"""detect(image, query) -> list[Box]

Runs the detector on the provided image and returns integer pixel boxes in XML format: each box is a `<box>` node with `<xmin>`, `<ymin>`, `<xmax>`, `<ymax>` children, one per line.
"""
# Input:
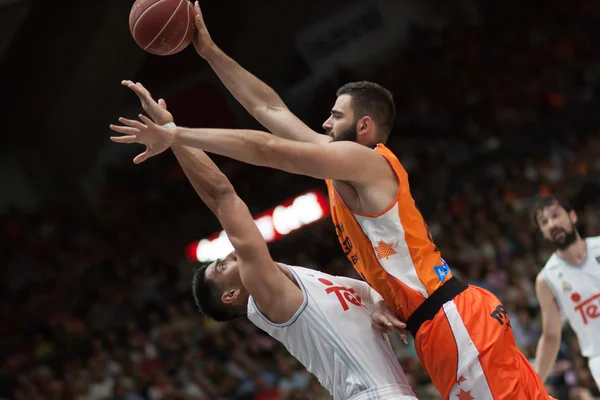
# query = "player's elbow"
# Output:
<box><xmin>213</xmin><ymin>182</ymin><xmax>240</xmax><ymax>219</ymax></box>
<box><xmin>251</xmin><ymin>103</ymin><xmax>286</xmax><ymax>126</ymax></box>
<box><xmin>213</xmin><ymin>180</ymin><xmax>236</xmax><ymax>202</ymax></box>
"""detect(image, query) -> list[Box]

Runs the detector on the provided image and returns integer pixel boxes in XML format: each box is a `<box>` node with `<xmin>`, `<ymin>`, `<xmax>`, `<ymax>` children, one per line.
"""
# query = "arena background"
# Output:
<box><xmin>1</xmin><ymin>0</ymin><xmax>600</xmax><ymax>399</ymax></box>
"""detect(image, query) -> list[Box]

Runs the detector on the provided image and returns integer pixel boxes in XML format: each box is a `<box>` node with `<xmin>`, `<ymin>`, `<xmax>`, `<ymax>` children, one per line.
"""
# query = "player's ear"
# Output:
<box><xmin>568</xmin><ymin>209</ymin><xmax>578</xmax><ymax>225</ymax></box>
<box><xmin>222</xmin><ymin>288</ymin><xmax>241</xmax><ymax>304</ymax></box>
<box><xmin>356</xmin><ymin>116</ymin><xmax>372</xmax><ymax>136</ymax></box>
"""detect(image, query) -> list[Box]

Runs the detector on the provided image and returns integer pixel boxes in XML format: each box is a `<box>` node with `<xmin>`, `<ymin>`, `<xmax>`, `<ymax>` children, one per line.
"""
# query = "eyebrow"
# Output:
<box><xmin>212</xmin><ymin>258</ymin><xmax>223</xmax><ymax>274</ymax></box>
<box><xmin>331</xmin><ymin>109</ymin><xmax>343</xmax><ymax>116</ymax></box>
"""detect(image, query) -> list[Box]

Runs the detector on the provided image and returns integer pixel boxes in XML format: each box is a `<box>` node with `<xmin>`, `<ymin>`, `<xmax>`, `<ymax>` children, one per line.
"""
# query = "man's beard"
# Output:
<box><xmin>551</xmin><ymin>225</ymin><xmax>578</xmax><ymax>250</ymax></box>
<box><xmin>329</xmin><ymin>123</ymin><xmax>357</xmax><ymax>143</ymax></box>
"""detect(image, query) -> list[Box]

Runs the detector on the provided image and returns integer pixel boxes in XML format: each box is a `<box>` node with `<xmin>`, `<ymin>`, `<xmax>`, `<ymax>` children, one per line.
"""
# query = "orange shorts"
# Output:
<box><xmin>414</xmin><ymin>285</ymin><xmax>551</xmax><ymax>399</ymax></box>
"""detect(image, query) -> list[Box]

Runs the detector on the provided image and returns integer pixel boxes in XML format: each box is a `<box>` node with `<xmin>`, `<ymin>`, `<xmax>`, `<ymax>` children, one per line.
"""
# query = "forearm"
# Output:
<box><xmin>173</xmin><ymin>127</ymin><xmax>284</xmax><ymax>171</ymax></box>
<box><xmin>203</xmin><ymin>46</ymin><xmax>286</xmax><ymax>120</ymax></box>
<box><xmin>534</xmin><ymin>335</ymin><xmax>561</xmax><ymax>382</ymax></box>
<box><xmin>203</xmin><ymin>46</ymin><xmax>324</xmax><ymax>144</ymax></box>
<box><xmin>170</xmin><ymin>145</ymin><xmax>234</xmax><ymax>215</ymax></box>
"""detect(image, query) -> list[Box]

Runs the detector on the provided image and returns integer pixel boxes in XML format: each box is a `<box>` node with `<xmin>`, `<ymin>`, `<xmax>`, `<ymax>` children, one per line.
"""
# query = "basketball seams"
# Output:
<box><xmin>164</xmin><ymin>1</ymin><xmax>191</xmax><ymax>56</ymax></box>
<box><xmin>132</xmin><ymin>0</ymin><xmax>173</xmax><ymax>42</ymax></box>
<box><xmin>135</xmin><ymin>0</ymin><xmax>184</xmax><ymax>50</ymax></box>
<box><xmin>144</xmin><ymin>0</ymin><xmax>184</xmax><ymax>50</ymax></box>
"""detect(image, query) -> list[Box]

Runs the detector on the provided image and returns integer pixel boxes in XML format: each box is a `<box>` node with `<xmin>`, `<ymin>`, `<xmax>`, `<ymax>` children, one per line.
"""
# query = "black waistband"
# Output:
<box><xmin>405</xmin><ymin>276</ymin><xmax>468</xmax><ymax>337</ymax></box>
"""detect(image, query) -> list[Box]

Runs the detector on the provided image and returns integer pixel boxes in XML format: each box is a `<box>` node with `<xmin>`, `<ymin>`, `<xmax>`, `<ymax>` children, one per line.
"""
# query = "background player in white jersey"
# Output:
<box><xmin>115</xmin><ymin>82</ymin><xmax>417</xmax><ymax>400</ymax></box>
<box><xmin>533</xmin><ymin>195</ymin><xmax>600</xmax><ymax>388</ymax></box>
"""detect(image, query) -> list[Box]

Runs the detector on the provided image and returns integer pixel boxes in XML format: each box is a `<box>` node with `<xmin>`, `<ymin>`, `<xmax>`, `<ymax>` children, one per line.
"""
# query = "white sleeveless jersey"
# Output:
<box><xmin>247</xmin><ymin>266</ymin><xmax>416</xmax><ymax>400</ymax></box>
<box><xmin>541</xmin><ymin>236</ymin><xmax>600</xmax><ymax>357</ymax></box>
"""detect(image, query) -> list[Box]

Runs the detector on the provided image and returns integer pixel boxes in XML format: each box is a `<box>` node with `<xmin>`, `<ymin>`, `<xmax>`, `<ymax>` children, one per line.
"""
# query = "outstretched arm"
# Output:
<box><xmin>191</xmin><ymin>2</ymin><xmax>328</xmax><ymax>145</ymax></box>
<box><xmin>110</xmin><ymin>116</ymin><xmax>392</xmax><ymax>183</ymax></box>
<box><xmin>534</xmin><ymin>273</ymin><xmax>563</xmax><ymax>382</ymax></box>
<box><xmin>173</xmin><ymin>145</ymin><xmax>303</xmax><ymax>321</ymax></box>
<box><xmin>171</xmin><ymin>125</ymin><xmax>391</xmax><ymax>183</ymax></box>
<box><xmin>112</xmin><ymin>81</ymin><xmax>303</xmax><ymax>321</ymax></box>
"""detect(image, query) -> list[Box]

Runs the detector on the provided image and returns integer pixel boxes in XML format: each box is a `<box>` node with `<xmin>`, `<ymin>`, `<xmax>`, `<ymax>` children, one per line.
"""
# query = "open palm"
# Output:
<box><xmin>110</xmin><ymin>115</ymin><xmax>176</xmax><ymax>164</ymax></box>
<box><xmin>109</xmin><ymin>81</ymin><xmax>176</xmax><ymax>164</ymax></box>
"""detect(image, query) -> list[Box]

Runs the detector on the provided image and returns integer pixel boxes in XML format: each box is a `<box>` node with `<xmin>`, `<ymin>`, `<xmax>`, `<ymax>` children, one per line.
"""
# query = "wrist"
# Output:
<box><xmin>162</xmin><ymin>123</ymin><xmax>179</xmax><ymax>146</ymax></box>
<box><xmin>157</xmin><ymin>117</ymin><xmax>174</xmax><ymax>126</ymax></box>
<box><xmin>202</xmin><ymin>42</ymin><xmax>220</xmax><ymax>61</ymax></box>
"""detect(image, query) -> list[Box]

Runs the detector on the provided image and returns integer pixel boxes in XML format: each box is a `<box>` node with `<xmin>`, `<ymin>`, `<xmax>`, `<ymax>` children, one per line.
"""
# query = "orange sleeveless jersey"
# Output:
<box><xmin>325</xmin><ymin>144</ymin><xmax>450</xmax><ymax>321</ymax></box>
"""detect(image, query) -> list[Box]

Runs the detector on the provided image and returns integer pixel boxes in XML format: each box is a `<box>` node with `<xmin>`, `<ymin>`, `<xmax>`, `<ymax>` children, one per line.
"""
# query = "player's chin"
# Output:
<box><xmin>551</xmin><ymin>235</ymin><xmax>565</xmax><ymax>245</ymax></box>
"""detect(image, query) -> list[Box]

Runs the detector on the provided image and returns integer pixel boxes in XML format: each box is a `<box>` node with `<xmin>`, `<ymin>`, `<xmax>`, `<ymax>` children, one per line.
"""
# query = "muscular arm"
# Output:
<box><xmin>202</xmin><ymin>45</ymin><xmax>329</xmax><ymax>145</ymax></box>
<box><xmin>534</xmin><ymin>273</ymin><xmax>563</xmax><ymax>382</ymax></box>
<box><xmin>172</xmin><ymin>126</ymin><xmax>391</xmax><ymax>183</ymax></box>
<box><xmin>171</xmin><ymin>145</ymin><xmax>302</xmax><ymax>320</ymax></box>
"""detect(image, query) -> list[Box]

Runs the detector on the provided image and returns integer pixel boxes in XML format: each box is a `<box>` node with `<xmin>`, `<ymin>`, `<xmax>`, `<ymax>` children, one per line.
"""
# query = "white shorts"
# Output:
<box><xmin>589</xmin><ymin>355</ymin><xmax>600</xmax><ymax>390</ymax></box>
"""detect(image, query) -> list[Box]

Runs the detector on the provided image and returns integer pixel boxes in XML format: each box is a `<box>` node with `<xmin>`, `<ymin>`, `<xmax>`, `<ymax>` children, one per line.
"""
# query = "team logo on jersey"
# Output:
<box><xmin>318</xmin><ymin>278</ymin><xmax>367</xmax><ymax>312</ymax></box>
<box><xmin>562</xmin><ymin>281</ymin><xmax>572</xmax><ymax>293</ymax></box>
<box><xmin>374</xmin><ymin>240</ymin><xmax>397</xmax><ymax>260</ymax></box>
<box><xmin>571</xmin><ymin>292</ymin><xmax>600</xmax><ymax>325</ymax></box>
<box><xmin>433</xmin><ymin>259</ymin><xmax>450</xmax><ymax>282</ymax></box>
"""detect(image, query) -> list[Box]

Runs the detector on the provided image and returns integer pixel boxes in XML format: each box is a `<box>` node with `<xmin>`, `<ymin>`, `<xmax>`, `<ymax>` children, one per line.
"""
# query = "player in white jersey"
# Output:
<box><xmin>112</xmin><ymin>82</ymin><xmax>417</xmax><ymax>400</ymax></box>
<box><xmin>532</xmin><ymin>195</ymin><xmax>600</xmax><ymax>388</ymax></box>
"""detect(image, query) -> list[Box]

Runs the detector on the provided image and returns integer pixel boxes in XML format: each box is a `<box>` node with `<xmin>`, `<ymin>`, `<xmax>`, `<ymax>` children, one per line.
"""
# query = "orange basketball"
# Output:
<box><xmin>129</xmin><ymin>0</ymin><xmax>196</xmax><ymax>56</ymax></box>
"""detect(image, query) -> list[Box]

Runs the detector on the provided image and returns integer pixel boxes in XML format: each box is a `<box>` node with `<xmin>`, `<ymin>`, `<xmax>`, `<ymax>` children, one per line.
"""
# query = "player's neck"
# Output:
<box><xmin>556</xmin><ymin>236</ymin><xmax>587</xmax><ymax>266</ymax></box>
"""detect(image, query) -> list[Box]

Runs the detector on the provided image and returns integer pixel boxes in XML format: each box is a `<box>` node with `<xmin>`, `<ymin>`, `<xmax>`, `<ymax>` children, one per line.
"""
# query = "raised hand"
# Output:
<box><xmin>109</xmin><ymin>114</ymin><xmax>176</xmax><ymax>164</ymax></box>
<box><xmin>121</xmin><ymin>80</ymin><xmax>173</xmax><ymax>126</ymax></box>
<box><xmin>191</xmin><ymin>1</ymin><xmax>215</xmax><ymax>58</ymax></box>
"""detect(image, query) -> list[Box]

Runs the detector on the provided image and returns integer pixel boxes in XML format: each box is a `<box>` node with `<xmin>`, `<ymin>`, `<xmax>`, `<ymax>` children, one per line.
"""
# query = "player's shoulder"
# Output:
<box><xmin>287</xmin><ymin>265</ymin><xmax>327</xmax><ymax>280</ymax></box>
<box><xmin>585</xmin><ymin>235</ymin><xmax>600</xmax><ymax>251</ymax></box>
<box><xmin>535</xmin><ymin>270</ymin><xmax>552</xmax><ymax>291</ymax></box>
<box><xmin>541</xmin><ymin>252</ymin><xmax>564</xmax><ymax>272</ymax></box>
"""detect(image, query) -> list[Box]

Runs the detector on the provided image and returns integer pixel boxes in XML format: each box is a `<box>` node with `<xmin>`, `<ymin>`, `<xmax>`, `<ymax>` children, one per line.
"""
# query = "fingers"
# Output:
<box><xmin>399</xmin><ymin>330</ymin><xmax>409</xmax><ymax>345</ymax></box>
<box><xmin>109</xmin><ymin>124</ymin><xmax>139</xmax><ymax>135</ymax></box>
<box><xmin>371</xmin><ymin>313</ymin><xmax>393</xmax><ymax>332</ymax></box>
<box><xmin>194</xmin><ymin>1</ymin><xmax>207</xmax><ymax>28</ymax></box>
<box><xmin>389</xmin><ymin>316</ymin><xmax>407</xmax><ymax>330</ymax></box>
<box><xmin>371</xmin><ymin>319</ymin><xmax>391</xmax><ymax>335</ymax></box>
<box><xmin>138</xmin><ymin>114</ymin><xmax>155</xmax><ymax>126</ymax></box>
<box><xmin>123</xmin><ymin>81</ymin><xmax>151</xmax><ymax>101</ymax></box>
<box><xmin>158</xmin><ymin>98</ymin><xmax>168</xmax><ymax>110</ymax></box>
<box><xmin>110</xmin><ymin>135</ymin><xmax>138</xmax><ymax>144</ymax></box>
<box><xmin>194</xmin><ymin>1</ymin><xmax>202</xmax><ymax>19</ymax></box>
<box><xmin>373</xmin><ymin>310</ymin><xmax>406</xmax><ymax>332</ymax></box>
<box><xmin>133</xmin><ymin>150</ymin><xmax>154</xmax><ymax>164</ymax></box>
<box><xmin>118</xmin><ymin>117</ymin><xmax>146</xmax><ymax>130</ymax></box>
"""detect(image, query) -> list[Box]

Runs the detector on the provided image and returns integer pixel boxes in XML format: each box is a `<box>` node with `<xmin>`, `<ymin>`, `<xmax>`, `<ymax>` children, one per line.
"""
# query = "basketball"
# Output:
<box><xmin>129</xmin><ymin>0</ymin><xmax>195</xmax><ymax>56</ymax></box>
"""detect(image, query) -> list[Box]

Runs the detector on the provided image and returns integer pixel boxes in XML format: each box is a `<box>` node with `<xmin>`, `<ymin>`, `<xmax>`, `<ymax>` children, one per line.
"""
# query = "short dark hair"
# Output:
<box><xmin>529</xmin><ymin>195</ymin><xmax>574</xmax><ymax>228</ymax></box>
<box><xmin>191</xmin><ymin>264</ymin><xmax>246</xmax><ymax>322</ymax></box>
<box><xmin>336</xmin><ymin>81</ymin><xmax>396</xmax><ymax>142</ymax></box>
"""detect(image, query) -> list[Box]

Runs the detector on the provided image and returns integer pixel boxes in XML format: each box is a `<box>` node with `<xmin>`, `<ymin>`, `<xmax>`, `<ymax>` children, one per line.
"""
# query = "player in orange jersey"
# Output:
<box><xmin>109</xmin><ymin>3</ymin><xmax>552</xmax><ymax>398</ymax></box>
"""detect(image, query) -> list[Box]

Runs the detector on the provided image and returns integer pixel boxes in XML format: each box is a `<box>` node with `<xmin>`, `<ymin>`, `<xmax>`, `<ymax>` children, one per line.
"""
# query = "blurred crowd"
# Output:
<box><xmin>2</xmin><ymin>0</ymin><xmax>600</xmax><ymax>399</ymax></box>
